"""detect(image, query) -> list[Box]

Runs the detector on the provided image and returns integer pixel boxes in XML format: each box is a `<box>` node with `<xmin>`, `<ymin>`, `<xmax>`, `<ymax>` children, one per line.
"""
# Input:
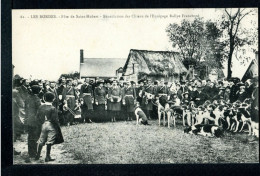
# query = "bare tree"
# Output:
<box><xmin>222</xmin><ymin>8</ymin><xmax>256</xmax><ymax>79</ymax></box>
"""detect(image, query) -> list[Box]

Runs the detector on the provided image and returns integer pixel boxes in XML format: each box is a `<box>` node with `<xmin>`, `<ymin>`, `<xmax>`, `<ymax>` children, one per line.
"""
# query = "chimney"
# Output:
<box><xmin>80</xmin><ymin>49</ymin><xmax>84</xmax><ymax>63</ymax></box>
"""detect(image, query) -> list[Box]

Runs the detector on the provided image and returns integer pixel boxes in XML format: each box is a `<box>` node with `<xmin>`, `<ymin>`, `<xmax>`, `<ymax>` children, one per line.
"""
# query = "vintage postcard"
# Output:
<box><xmin>12</xmin><ymin>9</ymin><xmax>258</xmax><ymax>164</ymax></box>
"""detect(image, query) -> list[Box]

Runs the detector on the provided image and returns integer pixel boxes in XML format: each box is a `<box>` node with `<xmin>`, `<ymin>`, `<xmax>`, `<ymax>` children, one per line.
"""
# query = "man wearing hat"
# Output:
<box><xmin>80</xmin><ymin>78</ymin><xmax>94</xmax><ymax>123</ymax></box>
<box><xmin>35</xmin><ymin>92</ymin><xmax>64</xmax><ymax>162</ymax></box>
<box><xmin>122</xmin><ymin>81</ymin><xmax>136</xmax><ymax>121</ymax></box>
<box><xmin>24</xmin><ymin>85</ymin><xmax>42</xmax><ymax>158</ymax></box>
<box><xmin>195</xmin><ymin>86</ymin><xmax>208</xmax><ymax>106</ymax></box>
<box><xmin>94</xmin><ymin>79</ymin><xmax>107</xmax><ymax>120</ymax></box>
<box><xmin>143</xmin><ymin>79</ymin><xmax>155</xmax><ymax>120</ymax></box>
<box><xmin>62</xmin><ymin>79</ymin><xmax>79</xmax><ymax>125</ymax></box>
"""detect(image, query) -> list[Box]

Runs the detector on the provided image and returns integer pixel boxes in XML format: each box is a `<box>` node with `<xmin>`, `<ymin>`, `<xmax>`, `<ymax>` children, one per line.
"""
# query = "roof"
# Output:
<box><xmin>241</xmin><ymin>59</ymin><xmax>258</xmax><ymax>82</ymax></box>
<box><xmin>123</xmin><ymin>49</ymin><xmax>188</xmax><ymax>76</ymax></box>
<box><xmin>80</xmin><ymin>58</ymin><xmax>126</xmax><ymax>77</ymax></box>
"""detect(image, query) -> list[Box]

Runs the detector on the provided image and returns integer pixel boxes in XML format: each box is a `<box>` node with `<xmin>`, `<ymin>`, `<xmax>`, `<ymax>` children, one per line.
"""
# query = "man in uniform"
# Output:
<box><xmin>229</xmin><ymin>78</ymin><xmax>240</xmax><ymax>103</ymax></box>
<box><xmin>62</xmin><ymin>79</ymin><xmax>78</xmax><ymax>125</ymax></box>
<box><xmin>136</xmin><ymin>80</ymin><xmax>145</xmax><ymax>106</ymax></box>
<box><xmin>122</xmin><ymin>81</ymin><xmax>136</xmax><ymax>121</ymax></box>
<box><xmin>47</xmin><ymin>81</ymin><xmax>59</xmax><ymax>110</ymax></box>
<box><xmin>94</xmin><ymin>80</ymin><xmax>107</xmax><ymax>121</ymax></box>
<box><xmin>157</xmin><ymin>80</ymin><xmax>170</xmax><ymax>108</ymax></box>
<box><xmin>24</xmin><ymin>85</ymin><xmax>42</xmax><ymax>158</ymax></box>
<box><xmin>80</xmin><ymin>78</ymin><xmax>94</xmax><ymax>123</ymax></box>
<box><xmin>143</xmin><ymin>79</ymin><xmax>154</xmax><ymax>120</ymax></box>
<box><xmin>195</xmin><ymin>86</ymin><xmax>208</xmax><ymax>106</ymax></box>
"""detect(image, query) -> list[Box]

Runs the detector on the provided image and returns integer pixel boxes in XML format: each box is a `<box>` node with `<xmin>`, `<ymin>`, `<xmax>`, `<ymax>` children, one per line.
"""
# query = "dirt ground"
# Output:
<box><xmin>13</xmin><ymin>118</ymin><xmax>259</xmax><ymax>164</ymax></box>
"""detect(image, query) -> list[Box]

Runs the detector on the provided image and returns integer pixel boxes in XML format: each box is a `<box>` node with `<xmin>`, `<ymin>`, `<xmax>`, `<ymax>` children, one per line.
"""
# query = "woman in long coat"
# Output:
<box><xmin>108</xmin><ymin>80</ymin><xmax>122</xmax><ymax>122</ymax></box>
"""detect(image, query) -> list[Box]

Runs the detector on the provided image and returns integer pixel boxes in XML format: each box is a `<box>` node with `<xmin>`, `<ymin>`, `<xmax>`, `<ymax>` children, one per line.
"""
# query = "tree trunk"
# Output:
<box><xmin>227</xmin><ymin>53</ymin><xmax>232</xmax><ymax>79</ymax></box>
<box><xmin>227</xmin><ymin>36</ymin><xmax>235</xmax><ymax>79</ymax></box>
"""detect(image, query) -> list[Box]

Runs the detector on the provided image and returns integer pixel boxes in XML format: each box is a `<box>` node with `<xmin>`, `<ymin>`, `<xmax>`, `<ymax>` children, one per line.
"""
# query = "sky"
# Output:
<box><xmin>12</xmin><ymin>9</ymin><xmax>257</xmax><ymax>81</ymax></box>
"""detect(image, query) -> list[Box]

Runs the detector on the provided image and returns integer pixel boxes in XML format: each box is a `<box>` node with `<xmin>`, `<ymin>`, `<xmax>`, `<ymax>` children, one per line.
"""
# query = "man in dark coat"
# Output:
<box><xmin>35</xmin><ymin>92</ymin><xmax>64</xmax><ymax>162</ymax></box>
<box><xmin>195</xmin><ymin>86</ymin><xmax>208</xmax><ymax>106</ymax></box>
<box><xmin>229</xmin><ymin>80</ymin><xmax>239</xmax><ymax>103</ymax></box>
<box><xmin>62</xmin><ymin>79</ymin><xmax>78</xmax><ymax>125</ymax></box>
<box><xmin>189</xmin><ymin>85</ymin><xmax>198</xmax><ymax>102</ymax></box>
<box><xmin>12</xmin><ymin>89</ymin><xmax>25</xmax><ymax>143</ymax></box>
<box><xmin>47</xmin><ymin>81</ymin><xmax>59</xmax><ymax>109</ymax></box>
<box><xmin>158</xmin><ymin>80</ymin><xmax>170</xmax><ymax>107</ymax></box>
<box><xmin>249</xmin><ymin>79</ymin><xmax>259</xmax><ymax>142</ymax></box>
<box><xmin>122</xmin><ymin>81</ymin><xmax>136</xmax><ymax>121</ymax></box>
<box><xmin>24</xmin><ymin>85</ymin><xmax>42</xmax><ymax>158</ymax></box>
<box><xmin>80</xmin><ymin>78</ymin><xmax>94</xmax><ymax>123</ymax></box>
<box><xmin>94</xmin><ymin>80</ymin><xmax>107</xmax><ymax>121</ymax></box>
<box><xmin>57</xmin><ymin>79</ymin><xmax>66</xmax><ymax>125</ymax></box>
<box><xmin>143</xmin><ymin>79</ymin><xmax>154</xmax><ymax>120</ymax></box>
<box><xmin>136</xmin><ymin>80</ymin><xmax>145</xmax><ymax>106</ymax></box>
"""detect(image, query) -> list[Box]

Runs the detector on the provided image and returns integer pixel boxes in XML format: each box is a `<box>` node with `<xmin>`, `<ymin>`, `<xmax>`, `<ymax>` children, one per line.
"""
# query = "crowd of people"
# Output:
<box><xmin>12</xmin><ymin>75</ymin><xmax>259</xmax><ymax>161</ymax></box>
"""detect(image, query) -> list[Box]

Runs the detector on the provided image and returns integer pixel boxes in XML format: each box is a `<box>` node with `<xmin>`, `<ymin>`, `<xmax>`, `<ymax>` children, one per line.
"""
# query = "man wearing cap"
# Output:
<box><xmin>178</xmin><ymin>81</ymin><xmax>189</xmax><ymax>100</ymax></box>
<box><xmin>62</xmin><ymin>79</ymin><xmax>78</xmax><ymax>125</ymax></box>
<box><xmin>122</xmin><ymin>81</ymin><xmax>136</xmax><ymax>121</ymax></box>
<box><xmin>157</xmin><ymin>80</ymin><xmax>170</xmax><ymax>107</ymax></box>
<box><xmin>108</xmin><ymin>80</ymin><xmax>122</xmax><ymax>122</ymax></box>
<box><xmin>195</xmin><ymin>86</ymin><xmax>208</xmax><ymax>106</ymax></box>
<box><xmin>203</xmin><ymin>79</ymin><xmax>211</xmax><ymax>96</ymax></box>
<box><xmin>35</xmin><ymin>92</ymin><xmax>64</xmax><ymax>162</ymax></box>
<box><xmin>94</xmin><ymin>80</ymin><xmax>107</xmax><ymax>120</ymax></box>
<box><xmin>57</xmin><ymin>79</ymin><xmax>66</xmax><ymax>125</ymax></box>
<box><xmin>24</xmin><ymin>85</ymin><xmax>42</xmax><ymax>158</ymax></box>
<box><xmin>47</xmin><ymin>81</ymin><xmax>59</xmax><ymax>110</ymax></box>
<box><xmin>236</xmin><ymin>83</ymin><xmax>247</xmax><ymax>102</ymax></box>
<box><xmin>189</xmin><ymin>84</ymin><xmax>198</xmax><ymax>102</ymax></box>
<box><xmin>229</xmin><ymin>79</ymin><xmax>240</xmax><ymax>103</ymax></box>
<box><xmin>143</xmin><ymin>79</ymin><xmax>155</xmax><ymax>120</ymax></box>
<box><xmin>136</xmin><ymin>80</ymin><xmax>145</xmax><ymax>105</ymax></box>
<box><xmin>80</xmin><ymin>78</ymin><xmax>94</xmax><ymax>123</ymax></box>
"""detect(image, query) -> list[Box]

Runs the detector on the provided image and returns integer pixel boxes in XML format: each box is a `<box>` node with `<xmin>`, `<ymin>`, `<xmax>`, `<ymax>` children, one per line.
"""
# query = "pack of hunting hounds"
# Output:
<box><xmin>12</xmin><ymin>76</ymin><xmax>259</xmax><ymax>161</ymax></box>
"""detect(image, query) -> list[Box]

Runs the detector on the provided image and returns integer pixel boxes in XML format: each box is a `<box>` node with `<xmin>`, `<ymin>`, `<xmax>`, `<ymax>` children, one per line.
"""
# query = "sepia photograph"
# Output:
<box><xmin>12</xmin><ymin>8</ymin><xmax>258</xmax><ymax>164</ymax></box>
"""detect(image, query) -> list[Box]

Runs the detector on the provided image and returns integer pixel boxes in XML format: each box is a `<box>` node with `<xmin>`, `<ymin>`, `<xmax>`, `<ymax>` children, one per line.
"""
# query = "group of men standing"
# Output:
<box><xmin>12</xmin><ymin>75</ymin><xmax>259</xmax><ymax>158</ymax></box>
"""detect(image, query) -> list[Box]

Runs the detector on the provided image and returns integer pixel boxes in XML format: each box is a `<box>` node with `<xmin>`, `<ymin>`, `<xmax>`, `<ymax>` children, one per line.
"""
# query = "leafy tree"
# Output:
<box><xmin>59</xmin><ymin>71</ymin><xmax>80</xmax><ymax>80</ymax></box>
<box><xmin>221</xmin><ymin>8</ymin><xmax>257</xmax><ymax>78</ymax></box>
<box><xmin>166</xmin><ymin>18</ymin><xmax>225</xmax><ymax>70</ymax></box>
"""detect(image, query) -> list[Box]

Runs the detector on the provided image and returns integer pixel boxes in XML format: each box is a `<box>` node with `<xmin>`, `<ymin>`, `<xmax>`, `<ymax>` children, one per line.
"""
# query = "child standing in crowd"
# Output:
<box><xmin>35</xmin><ymin>92</ymin><xmax>64</xmax><ymax>162</ymax></box>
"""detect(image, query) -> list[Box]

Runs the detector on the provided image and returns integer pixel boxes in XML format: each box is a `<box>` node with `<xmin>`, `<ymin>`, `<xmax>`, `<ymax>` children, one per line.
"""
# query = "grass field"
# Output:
<box><xmin>60</xmin><ymin>118</ymin><xmax>259</xmax><ymax>164</ymax></box>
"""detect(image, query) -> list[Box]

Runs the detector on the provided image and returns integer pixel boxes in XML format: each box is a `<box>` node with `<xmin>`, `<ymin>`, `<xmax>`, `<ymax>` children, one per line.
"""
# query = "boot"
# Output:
<box><xmin>45</xmin><ymin>144</ymin><xmax>55</xmax><ymax>162</ymax></box>
<box><xmin>114</xmin><ymin>117</ymin><xmax>116</xmax><ymax>122</ymax></box>
<box><xmin>35</xmin><ymin>143</ymin><xmax>43</xmax><ymax>160</ymax></box>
